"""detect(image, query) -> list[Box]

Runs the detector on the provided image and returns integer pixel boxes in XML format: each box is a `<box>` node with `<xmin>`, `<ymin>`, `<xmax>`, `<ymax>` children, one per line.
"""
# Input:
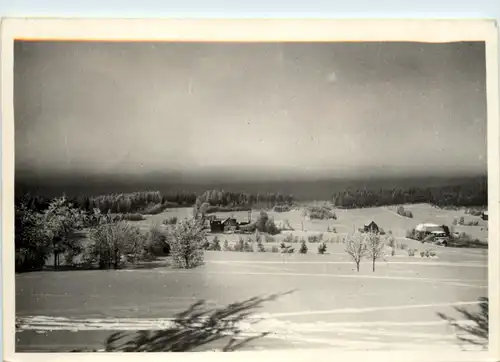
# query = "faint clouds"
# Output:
<box><xmin>326</xmin><ymin>71</ymin><xmax>338</xmax><ymax>84</ymax></box>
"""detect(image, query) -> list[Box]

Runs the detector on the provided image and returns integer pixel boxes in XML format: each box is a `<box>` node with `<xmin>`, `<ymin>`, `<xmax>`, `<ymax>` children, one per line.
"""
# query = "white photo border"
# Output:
<box><xmin>1</xmin><ymin>18</ymin><xmax>498</xmax><ymax>362</ymax></box>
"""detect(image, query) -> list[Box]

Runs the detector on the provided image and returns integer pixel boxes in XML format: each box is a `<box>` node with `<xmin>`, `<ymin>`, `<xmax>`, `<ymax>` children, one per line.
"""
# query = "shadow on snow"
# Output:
<box><xmin>437</xmin><ymin>297</ymin><xmax>488</xmax><ymax>349</ymax></box>
<box><xmin>68</xmin><ymin>290</ymin><xmax>295</xmax><ymax>352</ymax></box>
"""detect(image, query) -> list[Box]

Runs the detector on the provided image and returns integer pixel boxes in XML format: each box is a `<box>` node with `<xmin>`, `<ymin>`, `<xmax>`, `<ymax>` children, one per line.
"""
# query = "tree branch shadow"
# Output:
<box><xmin>437</xmin><ymin>297</ymin><xmax>488</xmax><ymax>349</ymax></box>
<box><xmin>101</xmin><ymin>290</ymin><xmax>294</xmax><ymax>352</ymax></box>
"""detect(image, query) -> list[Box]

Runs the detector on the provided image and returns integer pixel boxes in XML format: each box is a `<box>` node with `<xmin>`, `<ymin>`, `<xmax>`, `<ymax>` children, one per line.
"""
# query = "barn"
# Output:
<box><xmin>209</xmin><ymin>217</ymin><xmax>240</xmax><ymax>233</ymax></box>
<box><xmin>221</xmin><ymin>217</ymin><xmax>239</xmax><ymax>231</ymax></box>
<box><xmin>363</xmin><ymin>221</ymin><xmax>380</xmax><ymax>234</ymax></box>
<box><xmin>210</xmin><ymin>220</ymin><xmax>224</xmax><ymax>233</ymax></box>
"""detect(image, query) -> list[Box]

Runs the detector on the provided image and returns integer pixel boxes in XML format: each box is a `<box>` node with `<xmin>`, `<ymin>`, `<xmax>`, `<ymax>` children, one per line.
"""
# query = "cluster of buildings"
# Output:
<box><xmin>360</xmin><ymin>208</ymin><xmax>488</xmax><ymax>241</ymax></box>
<box><xmin>204</xmin><ymin>213</ymin><xmax>252</xmax><ymax>233</ymax></box>
<box><xmin>203</xmin><ymin>208</ymin><xmax>488</xmax><ymax>238</ymax></box>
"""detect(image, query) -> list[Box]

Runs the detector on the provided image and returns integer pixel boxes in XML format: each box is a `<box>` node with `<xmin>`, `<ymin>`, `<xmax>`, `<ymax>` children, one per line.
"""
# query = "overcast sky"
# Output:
<box><xmin>14</xmin><ymin>41</ymin><xmax>487</xmax><ymax>182</ymax></box>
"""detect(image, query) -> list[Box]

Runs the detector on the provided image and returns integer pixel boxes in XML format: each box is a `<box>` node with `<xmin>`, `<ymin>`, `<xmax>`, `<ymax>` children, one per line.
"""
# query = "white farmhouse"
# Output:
<box><xmin>415</xmin><ymin>223</ymin><xmax>445</xmax><ymax>234</ymax></box>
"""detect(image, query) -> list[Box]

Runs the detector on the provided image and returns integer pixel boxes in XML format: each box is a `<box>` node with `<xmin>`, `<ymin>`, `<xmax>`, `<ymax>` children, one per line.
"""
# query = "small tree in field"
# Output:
<box><xmin>255</xmin><ymin>211</ymin><xmax>280</xmax><ymax>235</ymax></box>
<box><xmin>210</xmin><ymin>236</ymin><xmax>222</xmax><ymax>251</ymax></box>
<box><xmin>365</xmin><ymin>232</ymin><xmax>385</xmax><ymax>272</ymax></box>
<box><xmin>169</xmin><ymin>219</ymin><xmax>206</xmax><ymax>269</ymax></box>
<box><xmin>243</xmin><ymin>238</ymin><xmax>253</xmax><ymax>252</ymax></box>
<box><xmin>386</xmin><ymin>231</ymin><xmax>396</xmax><ymax>248</ymax></box>
<box><xmin>257</xmin><ymin>238</ymin><xmax>266</xmax><ymax>252</ymax></box>
<box><xmin>234</xmin><ymin>237</ymin><xmax>245</xmax><ymax>252</ymax></box>
<box><xmin>345</xmin><ymin>233</ymin><xmax>368</xmax><ymax>272</ymax></box>
<box><xmin>317</xmin><ymin>242</ymin><xmax>327</xmax><ymax>255</ymax></box>
<box><xmin>299</xmin><ymin>240</ymin><xmax>308</xmax><ymax>254</ymax></box>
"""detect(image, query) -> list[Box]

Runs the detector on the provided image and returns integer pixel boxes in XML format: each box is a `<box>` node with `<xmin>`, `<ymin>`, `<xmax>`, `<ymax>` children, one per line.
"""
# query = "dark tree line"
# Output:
<box><xmin>332</xmin><ymin>179</ymin><xmax>487</xmax><ymax>209</ymax></box>
<box><xmin>17</xmin><ymin>189</ymin><xmax>293</xmax><ymax>215</ymax></box>
<box><xmin>15</xmin><ymin>193</ymin><xmax>52</xmax><ymax>212</ymax></box>
<box><xmin>16</xmin><ymin>191</ymin><xmax>198</xmax><ymax>214</ymax></box>
<box><xmin>162</xmin><ymin>191</ymin><xmax>198</xmax><ymax>206</ymax></box>
<box><xmin>16</xmin><ymin>189</ymin><xmax>294</xmax><ymax>217</ymax></box>
<box><xmin>196</xmin><ymin>190</ymin><xmax>294</xmax><ymax>208</ymax></box>
<box><xmin>16</xmin><ymin>178</ymin><xmax>486</xmax><ymax>216</ymax></box>
<box><xmin>86</xmin><ymin>191</ymin><xmax>162</xmax><ymax>213</ymax></box>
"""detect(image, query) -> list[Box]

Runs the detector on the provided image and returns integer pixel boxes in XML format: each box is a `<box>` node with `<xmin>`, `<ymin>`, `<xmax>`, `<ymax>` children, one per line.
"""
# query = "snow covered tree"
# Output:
<box><xmin>345</xmin><ymin>233</ymin><xmax>368</xmax><ymax>272</ymax></box>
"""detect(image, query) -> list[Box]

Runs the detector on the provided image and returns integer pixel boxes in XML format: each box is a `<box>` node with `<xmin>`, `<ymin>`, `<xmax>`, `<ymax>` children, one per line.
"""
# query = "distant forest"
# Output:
<box><xmin>332</xmin><ymin>178</ymin><xmax>487</xmax><ymax>208</ymax></box>
<box><xmin>17</xmin><ymin>191</ymin><xmax>198</xmax><ymax>214</ymax></box>
<box><xmin>196</xmin><ymin>190</ymin><xmax>294</xmax><ymax>208</ymax></box>
<box><xmin>17</xmin><ymin>190</ymin><xmax>294</xmax><ymax>214</ymax></box>
<box><xmin>16</xmin><ymin>177</ymin><xmax>487</xmax><ymax>213</ymax></box>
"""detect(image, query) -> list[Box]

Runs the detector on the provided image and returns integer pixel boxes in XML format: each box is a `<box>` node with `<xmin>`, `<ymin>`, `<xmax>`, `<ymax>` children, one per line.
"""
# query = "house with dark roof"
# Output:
<box><xmin>210</xmin><ymin>220</ymin><xmax>224</xmax><ymax>233</ymax></box>
<box><xmin>363</xmin><ymin>221</ymin><xmax>380</xmax><ymax>234</ymax></box>
<box><xmin>209</xmin><ymin>217</ymin><xmax>240</xmax><ymax>233</ymax></box>
<box><xmin>222</xmin><ymin>217</ymin><xmax>239</xmax><ymax>231</ymax></box>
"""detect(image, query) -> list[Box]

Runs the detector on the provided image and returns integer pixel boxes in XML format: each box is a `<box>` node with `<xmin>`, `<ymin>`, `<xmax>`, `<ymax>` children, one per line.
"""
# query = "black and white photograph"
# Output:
<box><xmin>2</xmin><ymin>19</ymin><xmax>498</xmax><ymax>359</ymax></box>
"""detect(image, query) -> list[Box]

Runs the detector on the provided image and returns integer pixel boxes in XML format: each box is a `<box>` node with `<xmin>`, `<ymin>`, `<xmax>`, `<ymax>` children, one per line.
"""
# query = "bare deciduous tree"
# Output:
<box><xmin>366</xmin><ymin>232</ymin><xmax>385</xmax><ymax>272</ymax></box>
<box><xmin>345</xmin><ymin>233</ymin><xmax>368</xmax><ymax>272</ymax></box>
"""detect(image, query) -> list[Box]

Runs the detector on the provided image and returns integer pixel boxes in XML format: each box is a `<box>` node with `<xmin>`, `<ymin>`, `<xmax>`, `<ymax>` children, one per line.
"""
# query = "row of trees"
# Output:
<box><xmin>195</xmin><ymin>190</ymin><xmax>294</xmax><ymax>208</ymax></box>
<box><xmin>15</xmin><ymin>196</ymin><xmax>87</xmax><ymax>271</ymax></box>
<box><xmin>17</xmin><ymin>176</ymin><xmax>486</xmax><ymax>217</ymax></box>
<box><xmin>397</xmin><ymin>206</ymin><xmax>413</xmax><ymax>218</ymax></box>
<box><xmin>332</xmin><ymin>179</ymin><xmax>487</xmax><ymax>209</ymax></box>
<box><xmin>162</xmin><ymin>191</ymin><xmax>198</xmax><ymax>207</ymax></box>
<box><xmin>15</xmin><ymin>194</ymin><xmax>209</xmax><ymax>272</ymax></box>
<box><xmin>17</xmin><ymin>189</ymin><xmax>293</xmax><ymax>215</ymax></box>
<box><xmin>304</xmin><ymin>205</ymin><xmax>337</xmax><ymax>220</ymax></box>
<box><xmin>345</xmin><ymin>232</ymin><xmax>386</xmax><ymax>272</ymax></box>
<box><xmin>72</xmin><ymin>217</ymin><xmax>205</xmax><ymax>270</ymax></box>
<box><xmin>18</xmin><ymin>179</ymin><xmax>486</xmax><ymax>217</ymax></box>
<box><xmin>200</xmin><ymin>229</ymin><xmax>387</xmax><ymax>273</ymax></box>
<box><xmin>16</xmin><ymin>191</ymin><xmax>199</xmax><ymax>214</ymax></box>
<box><xmin>85</xmin><ymin>191</ymin><xmax>162</xmax><ymax>214</ymax></box>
